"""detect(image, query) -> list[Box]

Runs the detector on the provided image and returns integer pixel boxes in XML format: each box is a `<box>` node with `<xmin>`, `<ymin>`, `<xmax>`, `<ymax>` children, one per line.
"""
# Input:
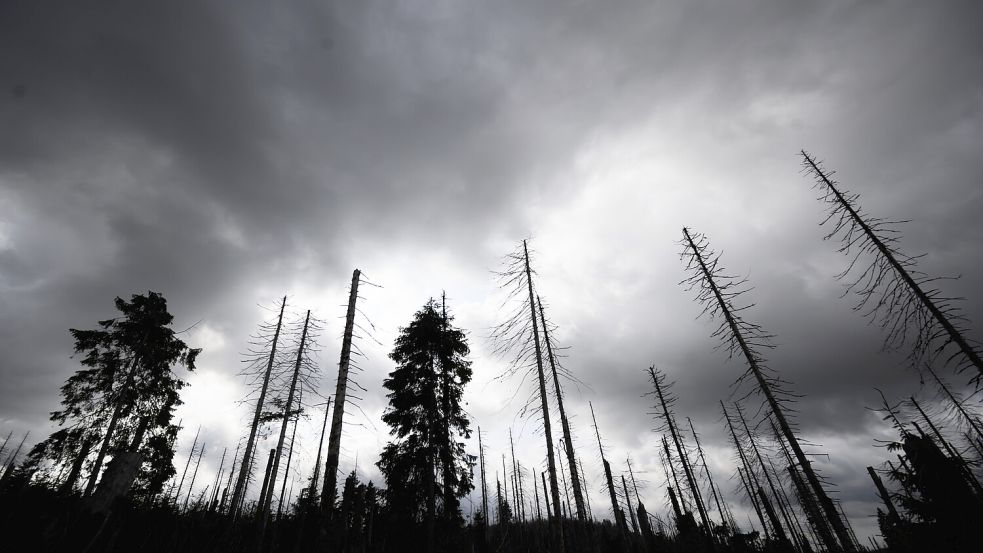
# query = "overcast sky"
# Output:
<box><xmin>3</xmin><ymin>0</ymin><xmax>983</xmax><ymax>544</ymax></box>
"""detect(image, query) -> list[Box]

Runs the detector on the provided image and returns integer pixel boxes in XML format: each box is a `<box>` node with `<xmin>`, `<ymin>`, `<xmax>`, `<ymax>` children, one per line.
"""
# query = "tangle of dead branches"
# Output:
<box><xmin>801</xmin><ymin>150</ymin><xmax>983</xmax><ymax>383</ymax></box>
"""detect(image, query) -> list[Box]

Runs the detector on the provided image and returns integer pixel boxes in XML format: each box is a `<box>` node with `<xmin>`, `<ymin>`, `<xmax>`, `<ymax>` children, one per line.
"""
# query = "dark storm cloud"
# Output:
<box><xmin>2</xmin><ymin>0</ymin><xmax>983</xmax><ymax>541</ymax></box>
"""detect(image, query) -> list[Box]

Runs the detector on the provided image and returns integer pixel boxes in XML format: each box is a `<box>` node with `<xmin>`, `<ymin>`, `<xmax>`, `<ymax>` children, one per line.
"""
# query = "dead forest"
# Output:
<box><xmin>1</xmin><ymin>151</ymin><xmax>982</xmax><ymax>553</ymax></box>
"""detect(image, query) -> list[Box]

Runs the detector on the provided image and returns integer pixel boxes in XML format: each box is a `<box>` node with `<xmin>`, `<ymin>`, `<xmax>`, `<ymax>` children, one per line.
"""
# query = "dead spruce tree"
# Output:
<box><xmin>681</xmin><ymin>227</ymin><xmax>855</xmax><ymax>552</ymax></box>
<box><xmin>261</xmin><ymin>310</ymin><xmax>325</xmax><ymax>526</ymax></box>
<box><xmin>646</xmin><ymin>367</ymin><xmax>713</xmax><ymax>536</ymax></box>
<box><xmin>538</xmin><ymin>295</ymin><xmax>588</xmax><ymax>521</ymax></box>
<box><xmin>490</xmin><ymin>240</ymin><xmax>563</xmax><ymax>550</ymax></box>
<box><xmin>801</xmin><ymin>151</ymin><xmax>983</xmax><ymax>382</ymax></box>
<box><xmin>230</xmin><ymin>296</ymin><xmax>287</xmax><ymax>517</ymax></box>
<box><xmin>323</xmin><ymin>269</ymin><xmax>379</xmax><ymax>510</ymax></box>
<box><xmin>590</xmin><ymin>401</ymin><xmax>629</xmax><ymax>541</ymax></box>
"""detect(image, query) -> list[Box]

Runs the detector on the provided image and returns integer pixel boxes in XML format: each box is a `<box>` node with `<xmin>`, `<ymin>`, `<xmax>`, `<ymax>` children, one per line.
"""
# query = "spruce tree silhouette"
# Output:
<box><xmin>27</xmin><ymin>291</ymin><xmax>200</xmax><ymax>501</ymax></box>
<box><xmin>377</xmin><ymin>297</ymin><xmax>474</xmax><ymax>553</ymax></box>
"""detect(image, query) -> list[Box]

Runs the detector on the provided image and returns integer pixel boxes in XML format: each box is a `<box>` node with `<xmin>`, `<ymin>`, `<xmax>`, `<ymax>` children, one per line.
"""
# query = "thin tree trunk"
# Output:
<box><xmin>649</xmin><ymin>367</ymin><xmax>712</xmax><ymax>533</ymax></box>
<box><xmin>220</xmin><ymin>442</ymin><xmax>240</xmax><ymax>514</ymax></box>
<box><xmin>724</xmin><ymin>403</ymin><xmax>770</xmax><ymax>539</ymax></box>
<box><xmin>231</xmin><ymin>296</ymin><xmax>286</xmax><ymax>517</ymax></box>
<box><xmin>687</xmin><ymin>418</ymin><xmax>727</xmax><ymax>528</ymax></box>
<box><xmin>521</xmin><ymin>240</ymin><xmax>564</xmax><ymax>552</ymax></box>
<box><xmin>210</xmin><ymin>447</ymin><xmax>228</xmax><ymax>509</ymax></box>
<box><xmin>258</xmin><ymin>448</ymin><xmax>276</xmax><ymax>516</ymax></box>
<box><xmin>736</xmin><ymin>402</ymin><xmax>800</xmax><ymax>550</ymax></box>
<box><xmin>277</xmin><ymin>388</ymin><xmax>302</xmax><ymax>520</ymax></box>
<box><xmin>479</xmin><ymin>427</ymin><xmax>489</xmax><ymax>525</ymax></box>
<box><xmin>261</xmin><ymin>310</ymin><xmax>310</xmax><ymax>526</ymax></box>
<box><xmin>621</xmin><ymin>474</ymin><xmax>638</xmax><ymax>534</ymax></box>
<box><xmin>183</xmin><ymin>442</ymin><xmax>206</xmax><ymax>511</ymax></box>
<box><xmin>173</xmin><ymin>427</ymin><xmax>200</xmax><ymax>506</ymax></box>
<box><xmin>685</xmin><ymin>227</ymin><xmax>854</xmax><ymax>552</ymax></box>
<box><xmin>591</xmin><ymin>402</ymin><xmax>628</xmax><ymax>540</ymax></box>
<box><xmin>802</xmin><ymin>151</ymin><xmax>983</xmax><ymax>379</ymax></box>
<box><xmin>309</xmin><ymin>397</ymin><xmax>332</xmax><ymax>504</ymax></box>
<box><xmin>323</xmin><ymin>269</ymin><xmax>360</xmax><ymax>509</ymax></box>
<box><xmin>538</xmin><ymin>296</ymin><xmax>587</xmax><ymax>521</ymax></box>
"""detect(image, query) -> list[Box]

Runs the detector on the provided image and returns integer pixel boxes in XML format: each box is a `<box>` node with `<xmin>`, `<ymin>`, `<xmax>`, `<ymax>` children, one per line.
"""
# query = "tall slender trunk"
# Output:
<box><xmin>231</xmin><ymin>296</ymin><xmax>286</xmax><ymax>517</ymax></box>
<box><xmin>591</xmin><ymin>402</ymin><xmax>628</xmax><ymax>539</ymax></box>
<box><xmin>309</xmin><ymin>397</ymin><xmax>332</xmax><ymax>504</ymax></box>
<box><xmin>261</xmin><ymin>310</ymin><xmax>310</xmax><ymax>525</ymax></box>
<box><xmin>736</xmin><ymin>402</ymin><xmax>800</xmax><ymax>550</ymax></box>
<box><xmin>621</xmin><ymin>474</ymin><xmax>638</xmax><ymax>533</ymax></box>
<box><xmin>802</xmin><ymin>151</ymin><xmax>983</xmax><ymax>379</ymax></box>
<box><xmin>648</xmin><ymin>367</ymin><xmax>712</xmax><ymax>533</ymax></box>
<box><xmin>724</xmin><ymin>403</ymin><xmax>770</xmax><ymax>539</ymax></box>
<box><xmin>183</xmin><ymin>442</ymin><xmax>206</xmax><ymax>511</ymax></box>
<box><xmin>662</xmin><ymin>437</ymin><xmax>689</xmax><ymax>514</ymax></box>
<box><xmin>478</xmin><ymin>427</ymin><xmax>489</xmax><ymax>525</ymax></box>
<box><xmin>521</xmin><ymin>241</ymin><xmax>563</xmax><ymax>551</ymax></box>
<box><xmin>173</xmin><ymin>427</ymin><xmax>200</xmax><ymax>506</ymax></box>
<box><xmin>258</xmin><ymin>448</ymin><xmax>276</xmax><ymax>516</ymax></box>
<box><xmin>220</xmin><ymin>442</ymin><xmax>240</xmax><ymax>513</ymax></box>
<box><xmin>323</xmin><ymin>269</ymin><xmax>361</xmax><ymax>509</ymax></box>
<box><xmin>687</xmin><ymin>418</ymin><xmax>727</xmax><ymax>528</ymax></box>
<box><xmin>210</xmin><ymin>447</ymin><xmax>228</xmax><ymax>509</ymax></box>
<box><xmin>538</xmin><ymin>296</ymin><xmax>587</xmax><ymax>521</ymax></box>
<box><xmin>277</xmin><ymin>388</ymin><xmax>302</xmax><ymax>520</ymax></box>
<box><xmin>439</xmin><ymin>293</ymin><xmax>457</xmax><ymax>520</ymax></box>
<box><xmin>685</xmin><ymin>227</ymin><xmax>854</xmax><ymax>552</ymax></box>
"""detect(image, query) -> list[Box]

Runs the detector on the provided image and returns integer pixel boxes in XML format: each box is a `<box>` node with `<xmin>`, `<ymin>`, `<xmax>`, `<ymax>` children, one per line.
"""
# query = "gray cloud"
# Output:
<box><xmin>2</xmin><ymin>0</ymin><xmax>983</xmax><ymax>543</ymax></box>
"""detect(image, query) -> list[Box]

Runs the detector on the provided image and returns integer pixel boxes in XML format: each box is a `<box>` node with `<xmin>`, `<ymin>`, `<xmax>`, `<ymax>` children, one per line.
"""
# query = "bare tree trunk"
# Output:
<box><xmin>308</xmin><ymin>397</ymin><xmax>331</xmax><ymax>504</ymax></box>
<box><xmin>479</xmin><ymin>427</ymin><xmax>489</xmax><ymax>525</ymax></box>
<box><xmin>323</xmin><ymin>269</ymin><xmax>360</xmax><ymax>510</ymax></box>
<box><xmin>277</xmin><ymin>388</ymin><xmax>302</xmax><ymax>520</ymax></box>
<box><xmin>724</xmin><ymin>403</ymin><xmax>770</xmax><ymax>539</ymax></box>
<box><xmin>735</xmin><ymin>402</ymin><xmax>801</xmax><ymax>551</ymax></box>
<box><xmin>173</xmin><ymin>427</ymin><xmax>200</xmax><ymax>506</ymax></box>
<box><xmin>183</xmin><ymin>442</ymin><xmax>206</xmax><ymax>511</ymax></box>
<box><xmin>684</xmin><ymin>227</ymin><xmax>854</xmax><ymax>552</ymax></box>
<box><xmin>621</xmin><ymin>475</ymin><xmax>638</xmax><ymax>534</ymax></box>
<box><xmin>648</xmin><ymin>367</ymin><xmax>712</xmax><ymax>533</ymax></box>
<box><xmin>261</xmin><ymin>310</ymin><xmax>310</xmax><ymax>526</ymax></box>
<box><xmin>802</xmin><ymin>151</ymin><xmax>983</xmax><ymax>379</ymax></box>
<box><xmin>538</xmin><ymin>296</ymin><xmax>587</xmax><ymax>521</ymax></box>
<box><xmin>231</xmin><ymin>296</ymin><xmax>286</xmax><ymax>517</ymax></box>
<box><xmin>591</xmin><ymin>402</ymin><xmax>628</xmax><ymax>543</ymax></box>
<box><xmin>687</xmin><ymin>418</ymin><xmax>728</xmax><ymax>529</ymax></box>
<box><xmin>258</xmin><ymin>448</ymin><xmax>276</xmax><ymax>516</ymax></box>
<box><xmin>520</xmin><ymin>241</ymin><xmax>564</xmax><ymax>553</ymax></box>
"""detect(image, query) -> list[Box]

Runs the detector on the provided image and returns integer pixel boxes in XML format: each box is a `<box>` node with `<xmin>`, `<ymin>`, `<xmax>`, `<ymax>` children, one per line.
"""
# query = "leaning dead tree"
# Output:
<box><xmin>538</xmin><ymin>295</ymin><xmax>588</xmax><ymax>521</ymax></box>
<box><xmin>490</xmin><ymin>240</ymin><xmax>563</xmax><ymax>550</ymax></box>
<box><xmin>590</xmin><ymin>401</ymin><xmax>629</xmax><ymax>540</ymax></box>
<box><xmin>323</xmin><ymin>269</ymin><xmax>379</xmax><ymax>510</ymax></box>
<box><xmin>801</xmin><ymin>151</ymin><xmax>983</xmax><ymax>382</ymax></box>
<box><xmin>681</xmin><ymin>226</ymin><xmax>855</xmax><ymax>552</ymax></box>
<box><xmin>261</xmin><ymin>309</ymin><xmax>325</xmax><ymax>527</ymax></box>
<box><xmin>230</xmin><ymin>297</ymin><xmax>287</xmax><ymax>517</ymax></box>
<box><xmin>646</xmin><ymin>367</ymin><xmax>713</xmax><ymax>535</ymax></box>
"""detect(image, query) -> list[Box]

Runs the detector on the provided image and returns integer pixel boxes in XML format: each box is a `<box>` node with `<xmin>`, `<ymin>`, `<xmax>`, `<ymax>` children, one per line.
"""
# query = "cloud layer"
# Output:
<box><xmin>3</xmin><ymin>0</ymin><xmax>983</xmax><ymax>543</ymax></box>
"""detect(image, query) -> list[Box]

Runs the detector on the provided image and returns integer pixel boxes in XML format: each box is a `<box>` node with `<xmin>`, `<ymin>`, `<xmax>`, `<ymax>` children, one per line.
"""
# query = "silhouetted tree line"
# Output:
<box><xmin>2</xmin><ymin>152</ymin><xmax>983</xmax><ymax>552</ymax></box>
